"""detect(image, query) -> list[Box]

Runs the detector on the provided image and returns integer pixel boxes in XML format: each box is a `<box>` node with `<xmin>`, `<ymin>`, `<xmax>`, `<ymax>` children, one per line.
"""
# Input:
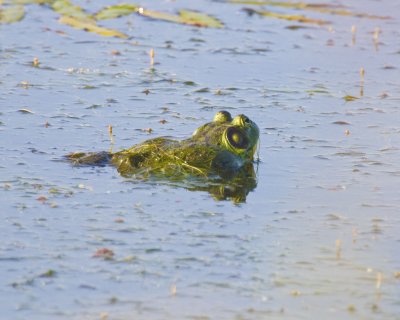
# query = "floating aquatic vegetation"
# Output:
<box><xmin>306</xmin><ymin>89</ymin><xmax>330</xmax><ymax>95</ymax></box>
<box><xmin>138</xmin><ymin>8</ymin><xmax>183</xmax><ymax>24</ymax></box>
<box><xmin>230</xmin><ymin>0</ymin><xmax>391</xmax><ymax>20</ymax></box>
<box><xmin>3</xmin><ymin>0</ymin><xmax>52</xmax><ymax>4</ymax></box>
<box><xmin>56</xmin><ymin>2</ymin><xmax>224</xmax><ymax>28</ymax></box>
<box><xmin>51</xmin><ymin>0</ymin><xmax>129</xmax><ymax>37</ymax></box>
<box><xmin>0</xmin><ymin>5</ymin><xmax>24</xmax><ymax>23</ymax></box>
<box><xmin>343</xmin><ymin>95</ymin><xmax>359</xmax><ymax>102</ymax></box>
<box><xmin>178</xmin><ymin>9</ymin><xmax>224</xmax><ymax>28</ymax></box>
<box><xmin>39</xmin><ymin>269</ymin><xmax>56</xmax><ymax>278</ymax></box>
<box><xmin>94</xmin><ymin>3</ymin><xmax>139</xmax><ymax>20</ymax></box>
<box><xmin>93</xmin><ymin>4</ymin><xmax>224</xmax><ymax>28</ymax></box>
<box><xmin>18</xmin><ymin>108</ymin><xmax>35</xmax><ymax>113</ymax></box>
<box><xmin>332</xmin><ymin>121</ymin><xmax>351</xmax><ymax>125</ymax></box>
<box><xmin>312</xmin><ymin>8</ymin><xmax>390</xmax><ymax>20</ymax></box>
<box><xmin>228</xmin><ymin>0</ymin><xmax>344</xmax><ymax>9</ymax></box>
<box><xmin>285</xmin><ymin>24</ymin><xmax>311</xmax><ymax>30</ymax></box>
<box><xmin>138</xmin><ymin>8</ymin><xmax>224</xmax><ymax>28</ymax></box>
<box><xmin>243</xmin><ymin>7</ymin><xmax>329</xmax><ymax>25</ymax></box>
<box><xmin>59</xmin><ymin>15</ymin><xmax>129</xmax><ymax>38</ymax></box>
<box><xmin>1</xmin><ymin>0</ymin><xmax>223</xmax><ymax>38</ymax></box>
<box><xmin>51</xmin><ymin>0</ymin><xmax>93</xmax><ymax>21</ymax></box>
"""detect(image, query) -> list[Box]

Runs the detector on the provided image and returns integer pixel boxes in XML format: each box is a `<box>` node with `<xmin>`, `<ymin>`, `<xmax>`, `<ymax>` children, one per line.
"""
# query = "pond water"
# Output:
<box><xmin>1</xmin><ymin>0</ymin><xmax>400</xmax><ymax>319</ymax></box>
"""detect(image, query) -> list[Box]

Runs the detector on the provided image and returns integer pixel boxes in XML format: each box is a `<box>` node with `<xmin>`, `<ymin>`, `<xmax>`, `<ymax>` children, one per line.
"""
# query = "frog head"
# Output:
<box><xmin>191</xmin><ymin>111</ymin><xmax>259</xmax><ymax>161</ymax></box>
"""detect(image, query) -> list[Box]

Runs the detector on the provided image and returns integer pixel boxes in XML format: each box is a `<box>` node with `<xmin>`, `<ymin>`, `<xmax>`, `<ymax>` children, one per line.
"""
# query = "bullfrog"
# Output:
<box><xmin>67</xmin><ymin>111</ymin><xmax>259</xmax><ymax>202</ymax></box>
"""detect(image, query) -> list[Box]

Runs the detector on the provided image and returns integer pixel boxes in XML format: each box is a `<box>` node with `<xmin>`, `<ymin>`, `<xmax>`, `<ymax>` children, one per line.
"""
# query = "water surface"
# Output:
<box><xmin>1</xmin><ymin>0</ymin><xmax>399</xmax><ymax>319</ymax></box>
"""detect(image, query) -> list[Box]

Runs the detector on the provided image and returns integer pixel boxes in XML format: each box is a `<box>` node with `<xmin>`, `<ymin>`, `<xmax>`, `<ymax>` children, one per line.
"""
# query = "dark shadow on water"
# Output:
<box><xmin>119</xmin><ymin>162</ymin><xmax>258</xmax><ymax>204</ymax></box>
<box><xmin>186</xmin><ymin>163</ymin><xmax>257</xmax><ymax>203</ymax></box>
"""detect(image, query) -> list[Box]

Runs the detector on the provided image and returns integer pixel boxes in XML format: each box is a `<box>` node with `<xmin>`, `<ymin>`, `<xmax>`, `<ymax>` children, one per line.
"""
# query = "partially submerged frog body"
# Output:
<box><xmin>67</xmin><ymin>111</ymin><xmax>259</xmax><ymax>180</ymax></box>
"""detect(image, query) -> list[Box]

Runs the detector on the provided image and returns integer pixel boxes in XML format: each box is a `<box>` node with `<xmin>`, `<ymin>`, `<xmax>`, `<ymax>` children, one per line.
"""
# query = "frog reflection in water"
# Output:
<box><xmin>67</xmin><ymin>111</ymin><xmax>259</xmax><ymax>203</ymax></box>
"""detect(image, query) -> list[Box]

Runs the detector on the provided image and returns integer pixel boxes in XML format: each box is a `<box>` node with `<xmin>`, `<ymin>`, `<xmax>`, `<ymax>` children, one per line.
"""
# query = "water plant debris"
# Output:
<box><xmin>0</xmin><ymin>5</ymin><xmax>24</xmax><ymax>23</ymax></box>
<box><xmin>1</xmin><ymin>1</ymin><xmax>224</xmax><ymax>37</ymax></box>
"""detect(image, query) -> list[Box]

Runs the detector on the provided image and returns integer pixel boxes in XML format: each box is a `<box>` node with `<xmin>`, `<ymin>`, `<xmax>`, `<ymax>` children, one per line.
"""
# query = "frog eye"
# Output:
<box><xmin>214</xmin><ymin>111</ymin><xmax>232</xmax><ymax>123</ymax></box>
<box><xmin>232</xmin><ymin>114</ymin><xmax>251</xmax><ymax>127</ymax></box>
<box><xmin>226</xmin><ymin>127</ymin><xmax>249</xmax><ymax>150</ymax></box>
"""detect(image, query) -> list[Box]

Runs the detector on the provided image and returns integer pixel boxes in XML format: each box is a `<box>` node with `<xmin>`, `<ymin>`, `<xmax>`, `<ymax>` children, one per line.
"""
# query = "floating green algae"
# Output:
<box><xmin>0</xmin><ymin>5</ymin><xmax>24</xmax><ymax>24</ymax></box>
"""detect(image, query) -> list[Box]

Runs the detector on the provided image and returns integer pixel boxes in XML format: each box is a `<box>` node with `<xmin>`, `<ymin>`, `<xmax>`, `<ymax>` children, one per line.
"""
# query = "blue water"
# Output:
<box><xmin>1</xmin><ymin>0</ymin><xmax>399</xmax><ymax>319</ymax></box>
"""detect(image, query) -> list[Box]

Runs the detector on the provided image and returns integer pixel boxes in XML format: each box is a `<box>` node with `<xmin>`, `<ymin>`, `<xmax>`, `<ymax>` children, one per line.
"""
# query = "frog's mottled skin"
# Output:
<box><xmin>67</xmin><ymin>111</ymin><xmax>259</xmax><ymax>180</ymax></box>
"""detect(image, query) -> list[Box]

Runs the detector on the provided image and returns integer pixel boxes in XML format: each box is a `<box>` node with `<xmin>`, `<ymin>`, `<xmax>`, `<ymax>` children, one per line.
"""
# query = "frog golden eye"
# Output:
<box><xmin>232</xmin><ymin>114</ymin><xmax>251</xmax><ymax>127</ymax></box>
<box><xmin>226</xmin><ymin>127</ymin><xmax>249</xmax><ymax>149</ymax></box>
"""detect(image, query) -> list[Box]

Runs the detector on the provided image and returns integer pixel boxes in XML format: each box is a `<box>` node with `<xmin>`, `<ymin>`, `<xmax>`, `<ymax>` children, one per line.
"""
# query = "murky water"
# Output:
<box><xmin>1</xmin><ymin>0</ymin><xmax>400</xmax><ymax>319</ymax></box>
